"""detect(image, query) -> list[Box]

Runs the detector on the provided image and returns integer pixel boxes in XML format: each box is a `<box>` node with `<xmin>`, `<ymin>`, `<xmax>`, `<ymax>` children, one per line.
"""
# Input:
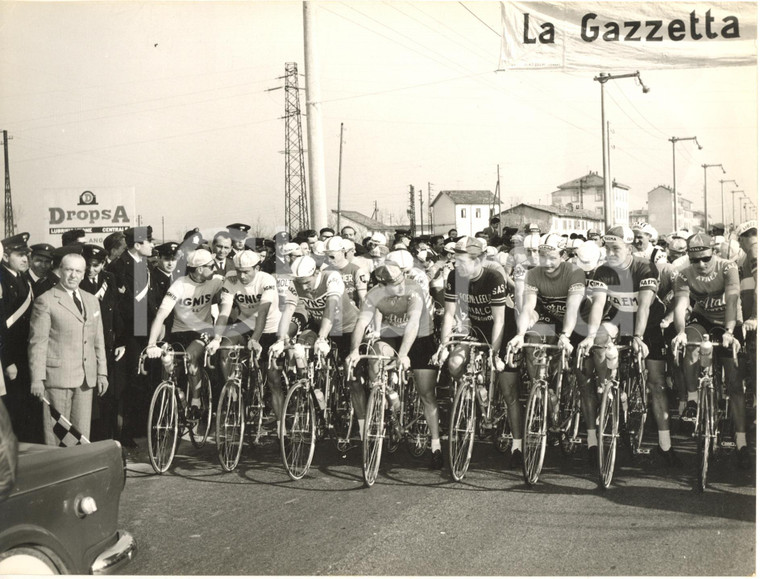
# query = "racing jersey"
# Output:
<box><xmin>673</xmin><ymin>257</ymin><xmax>740</xmax><ymax>325</ymax></box>
<box><xmin>161</xmin><ymin>274</ymin><xmax>225</xmax><ymax>333</ymax></box>
<box><xmin>219</xmin><ymin>271</ymin><xmax>279</xmax><ymax>334</ymax></box>
<box><xmin>406</xmin><ymin>266</ymin><xmax>435</xmax><ymax>318</ymax></box>
<box><xmin>444</xmin><ymin>267</ymin><xmax>507</xmax><ymax>341</ymax></box>
<box><xmin>293</xmin><ymin>270</ymin><xmax>359</xmax><ymax>335</ymax></box>
<box><xmin>272</xmin><ymin>270</ymin><xmax>299</xmax><ymax>313</ymax></box>
<box><xmin>738</xmin><ymin>254</ymin><xmax>757</xmax><ymax>321</ymax></box>
<box><xmin>588</xmin><ymin>256</ymin><xmax>661</xmax><ymax>335</ymax></box>
<box><xmin>632</xmin><ymin>243</ymin><xmax>666</xmax><ymax>266</ymax></box>
<box><xmin>524</xmin><ymin>261</ymin><xmax>586</xmax><ymax>328</ymax></box>
<box><xmin>364</xmin><ymin>278</ymin><xmax>433</xmax><ymax>338</ymax></box>
<box><xmin>326</xmin><ymin>261</ymin><xmax>368</xmax><ymax>308</ymax></box>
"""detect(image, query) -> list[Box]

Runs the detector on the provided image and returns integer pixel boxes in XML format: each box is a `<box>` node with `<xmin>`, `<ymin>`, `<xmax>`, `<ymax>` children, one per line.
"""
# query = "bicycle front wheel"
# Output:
<box><xmin>363</xmin><ymin>386</ymin><xmax>386</xmax><ymax>488</ymax></box>
<box><xmin>329</xmin><ymin>371</ymin><xmax>355</xmax><ymax>452</ymax></box>
<box><xmin>280</xmin><ymin>380</ymin><xmax>317</xmax><ymax>480</ymax></box>
<box><xmin>598</xmin><ymin>382</ymin><xmax>620</xmax><ymax>489</ymax></box>
<box><xmin>559</xmin><ymin>373</ymin><xmax>581</xmax><ymax>457</ymax></box>
<box><xmin>216</xmin><ymin>381</ymin><xmax>245</xmax><ymax>472</ymax></box>
<box><xmin>697</xmin><ymin>386</ymin><xmax>714</xmax><ymax>492</ymax></box>
<box><xmin>147</xmin><ymin>382</ymin><xmax>179</xmax><ymax>474</ymax></box>
<box><xmin>189</xmin><ymin>369</ymin><xmax>213</xmax><ymax>448</ymax></box>
<box><xmin>523</xmin><ymin>382</ymin><xmax>548</xmax><ymax>486</ymax></box>
<box><xmin>449</xmin><ymin>382</ymin><xmax>477</xmax><ymax>481</ymax></box>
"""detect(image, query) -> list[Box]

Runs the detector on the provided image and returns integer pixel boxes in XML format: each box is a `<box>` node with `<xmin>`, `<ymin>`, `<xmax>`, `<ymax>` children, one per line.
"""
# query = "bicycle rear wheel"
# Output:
<box><xmin>523</xmin><ymin>382</ymin><xmax>548</xmax><ymax>485</ymax></box>
<box><xmin>147</xmin><ymin>382</ymin><xmax>179</xmax><ymax>474</ymax></box>
<box><xmin>697</xmin><ymin>386</ymin><xmax>714</xmax><ymax>492</ymax></box>
<box><xmin>598</xmin><ymin>382</ymin><xmax>619</xmax><ymax>489</ymax></box>
<box><xmin>559</xmin><ymin>373</ymin><xmax>581</xmax><ymax>456</ymax></box>
<box><xmin>280</xmin><ymin>380</ymin><xmax>316</xmax><ymax>480</ymax></box>
<box><xmin>625</xmin><ymin>369</ymin><xmax>648</xmax><ymax>456</ymax></box>
<box><xmin>329</xmin><ymin>368</ymin><xmax>355</xmax><ymax>452</ymax></box>
<box><xmin>216</xmin><ymin>381</ymin><xmax>244</xmax><ymax>472</ymax></box>
<box><xmin>363</xmin><ymin>386</ymin><xmax>386</xmax><ymax>488</ymax></box>
<box><xmin>189</xmin><ymin>369</ymin><xmax>213</xmax><ymax>448</ymax></box>
<box><xmin>403</xmin><ymin>376</ymin><xmax>429</xmax><ymax>457</ymax></box>
<box><xmin>492</xmin><ymin>395</ymin><xmax>512</xmax><ymax>453</ymax></box>
<box><xmin>449</xmin><ymin>382</ymin><xmax>477</xmax><ymax>481</ymax></box>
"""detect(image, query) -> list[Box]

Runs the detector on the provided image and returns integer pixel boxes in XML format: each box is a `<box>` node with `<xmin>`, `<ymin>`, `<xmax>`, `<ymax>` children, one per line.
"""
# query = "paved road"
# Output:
<box><xmin>118</xmin><ymin>425</ymin><xmax>755</xmax><ymax>576</ymax></box>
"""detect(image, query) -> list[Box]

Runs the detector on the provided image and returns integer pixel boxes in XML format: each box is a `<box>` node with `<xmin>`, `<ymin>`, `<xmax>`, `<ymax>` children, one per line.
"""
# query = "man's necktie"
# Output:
<box><xmin>73</xmin><ymin>292</ymin><xmax>83</xmax><ymax>315</ymax></box>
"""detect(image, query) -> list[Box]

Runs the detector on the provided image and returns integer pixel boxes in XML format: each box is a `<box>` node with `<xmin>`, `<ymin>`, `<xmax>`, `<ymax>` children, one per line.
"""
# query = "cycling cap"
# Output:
<box><xmin>738</xmin><ymin>220</ymin><xmax>758</xmax><ymax>237</ymax></box>
<box><xmin>290</xmin><ymin>255</ymin><xmax>318</xmax><ymax>278</ymax></box>
<box><xmin>385</xmin><ymin>249</ymin><xmax>414</xmax><ymax>271</ymax></box>
<box><xmin>568</xmin><ymin>237</ymin><xmax>585</xmax><ymax>250</ymax></box>
<box><xmin>603</xmin><ymin>225</ymin><xmax>634</xmax><ymax>244</ymax></box>
<box><xmin>186</xmin><ymin>249</ymin><xmax>214</xmax><ymax>268</ymax></box>
<box><xmin>281</xmin><ymin>242</ymin><xmax>301</xmax><ymax>256</ymax></box>
<box><xmin>575</xmin><ymin>240</ymin><xmax>602</xmax><ymax>272</ymax></box>
<box><xmin>672</xmin><ymin>229</ymin><xmax>691</xmax><ymax>240</ymax></box>
<box><xmin>687</xmin><ymin>233</ymin><xmax>712</xmax><ymax>253</ymax></box>
<box><xmin>442</xmin><ymin>241</ymin><xmax>456</xmax><ymax>254</ymax></box>
<box><xmin>324</xmin><ymin>236</ymin><xmax>346</xmax><ymax>253</ymax></box>
<box><xmin>632</xmin><ymin>222</ymin><xmax>658</xmax><ymax>240</ymax></box>
<box><xmin>668</xmin><ymin>237</ymin><xmax>688</xmax><ymax>252</ymax></box>
<box><xmin>587</xmin><ymin>227</ymin><xmax>601</xmax><ymax>237</ymax></box>
<box><xmin>484</xmin><ymin>245</ymin><xmax>498</xmax><ymax>257</ymax></box>
<box><xmin>523</xmin><ymin>233</ymin><xmax>541</xmax><ymax>250</ymax></box>
<box><xmin>374</xmin><ymin>263</ymin><xmax>405</xmax><ymax>285</ymax></box>
<box><xmin>341</xmin><ymin>238</ymin><xmax>355</xmax><ymax>252</ymax></box>
<box><xmin>311</xmin><ymin>240</ymin><xmax>326</xmax><ymax>256</ymax></box>
<box><xmin>233</xmin><ymin>250</ymin><xmax>262</xmax><ymax>269</ymax></box>
<box><xmin>369</xmin><ymin>232</ymin><xmax>387</xmax><ymax>245</ymax></box>
<box><xmin>538</xmin><ymin>233</ymin><xmax>562</xmax><ymax>252</ymax></box>
<box><xmin>454</xmin><ymin>236</ymin><xmax>484</xmax><ymax>256</ymax></box>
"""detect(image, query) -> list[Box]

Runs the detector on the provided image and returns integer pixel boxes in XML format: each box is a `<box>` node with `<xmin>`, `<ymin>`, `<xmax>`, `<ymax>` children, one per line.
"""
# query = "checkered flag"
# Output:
<box><xmin>42</xmin><ymin>397</ymin><xmax>90</xmax><ymax>447</ymax></box>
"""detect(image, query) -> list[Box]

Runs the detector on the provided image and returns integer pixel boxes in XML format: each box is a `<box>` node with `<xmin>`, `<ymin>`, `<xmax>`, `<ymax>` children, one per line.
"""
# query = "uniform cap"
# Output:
<box><xmin>374</xmin><ymin>263</ymin><xmax>405</xmax><ymax>285</ymax></box>
<box><xmin>709</xmin><ymin>223</ymin><xmax>726</xmax><ymax>235</ymax></box>
<box><xmin>290</xmin><ymin>255</ymin><xmax>317</xmax><ymax>278</ymax></box>
<box><xmin>29</xmin><ymin>243</ymin><xmax>55</xmax><ymax>259</ymax></box>
<box><xmin>227</xmin><ymin>223</ymin><xmax>251</xmax><ymax>241</ymax></box>
<box><xmin>524</xmin><ymin>223</ymin><xmax>540</xmax><ymax>233</ymax></box>
<box><xmin>233</xmin><ymin>250</ymin><xmax>262</xmax><ymax>269</ymax></box>
<box><xmin>523</xmin><ymin>233</ymin><xmax>541</xmax><ymax>250</ymax></box>
<box><xmin>186</xmin><ymin>248</ymin><xmax>215</xmax><ymax>268</ymax></box>
<box><xmin>82</xmin><ymin>244</ymin><xmax>107</xmax><ymax>262</ymax></box>
<box><xmin>125</xmin><ymin>226</ymin><xmax>154</xmax><ymax>246</ymax></box>
<box><xmin>668</xmin><ymin>237</ymin><xmax>688</xmax><ymax>253</ymax></box>
<box><xmin>369</xmin><ymin>232</ymin><xmax>387</xmax><ymax>245</ymax></box>
<box><xmin>53</xmin><ymin>243</ymin><xmax>84</xmax><ymax>259</ymax></box>
<box><xmin>1</xmin><ymin>232</ymin><xmax>30</xmax><ymax>253</ymax></box>
<box><xmin>454</xmin><ymin>236</ymin><xmax>484</xmax><ymax>256</ymax></box>
<box><xmin>281</xmin><ymin>242</ymin><xmax>301</xmax><ymax>256</ymax></box>
<box><xmin>273</xmin><ymin>231</ymin><xmax>290</xmax><ymax>245</ymax></box>
<box><xmin>738</xmin><ymin>220</ymin><xmax>758</xmax><ymax>237</ymax></box>
<box><xmin>385</xmin><ymin>249</ymin><xmax>414</xmax><ymax>271</ymax></box>
<box><xmin>575</xmin><ymin>240</ymin><xmax>602</xmax><ymax>272</ymax></box>
<box><xmin>687</xmin><ymin>233</ymin><xmax>712</xmax><ymax>253</ymax></box>
<box><xmin>603</xmin><ymin>225</ymin><xmax>634</xmax><ymax>244</ymax></box>
<box><xmin>538</xmin><ymin>233</ymin><xmax>562</xmax><ymax>252</ymax></box>
<box><xmin>324</xmin><ymin>236</ymin><xmax>346</xmax><ymax>253</ymax></box>
<box><xmin>155</xmin><ymin>241</ymin><xmax>181</xmax><ymax>258</ymax></box>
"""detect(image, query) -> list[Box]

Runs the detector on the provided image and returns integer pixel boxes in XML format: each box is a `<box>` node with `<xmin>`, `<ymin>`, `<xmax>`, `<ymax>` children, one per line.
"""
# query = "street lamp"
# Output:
<box><xmin>594</xmin><ymin>71</ymin><xmax>649</xmax><ymax>230</ymax></box>
<box><xmin>719</xmin><ymin>178</ymin><xmax>737</xmax><ymax>227</ymax></box>
<box><xmin>701</xmin><ymin>163</ymin><xmax>724</xmax><ymax>232</ymax></box>
<box><xmin>731</xmin><ymin>190</ymin><xmax>744</xmax><ymax>227</ymax></box>
<box><xmin>670</xmin><ymin>136</ymin><xmax>702</xmax><ymax>232</ymax></box>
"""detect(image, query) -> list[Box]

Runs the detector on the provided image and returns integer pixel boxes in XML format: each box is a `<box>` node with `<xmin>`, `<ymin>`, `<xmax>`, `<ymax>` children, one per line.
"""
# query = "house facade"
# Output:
<box><xmin>550</xmin><ymin>171</ymin><xmax>630</xmax><ymax>226</ymax></box>
<box><xmin>429</xmin><ymin>190</ymin><xmax>498</xmax><ymax>236</ymax></box>
<box><xmin>500</xmin><ymin>203</ymin><xmax>604</xmax><ymax>236</ymax></box>
<box><xmin>646</xmin><ymin>185</ymin><xmax>699</xmax><ymax>235</ymax></box>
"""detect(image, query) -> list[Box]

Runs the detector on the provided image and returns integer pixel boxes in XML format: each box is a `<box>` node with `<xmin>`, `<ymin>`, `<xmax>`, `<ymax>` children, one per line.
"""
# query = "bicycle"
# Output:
<box><xmin>322</xmin><ymin>346</ymin><xmax>355</xmax><ymax>452</ymax></box>
<box><xmin>401</xmin><ymin>372</ymin><xmax>430</xmax><ymax>457</ymax></box>
<box><xmin>435</xmin><ymin>334</ymin><xmax>493</xmax><ymax>482</ymax></box>
<box><xmin>675</xmin><ymin>333</ymin><xmax>737</xmax><ymax>491</ymax></box>
<box><xmin>211</xmin><ymin>342</ymin><xmax>268</xmax><ymax>472</ymax></box>
<box><xmin>139</xmin><ymin>342</ymin><xmax>213</xmax><ymax>474</ymax></box>
<box><xmin>507</xmin><ymin>337</ymin><xmax>566</xmax><ymax>486</ymax></box>
<box><xmin>348</xmin><ymin>343</ymin><xmax>407</xmax><ymax>488</ymax></box>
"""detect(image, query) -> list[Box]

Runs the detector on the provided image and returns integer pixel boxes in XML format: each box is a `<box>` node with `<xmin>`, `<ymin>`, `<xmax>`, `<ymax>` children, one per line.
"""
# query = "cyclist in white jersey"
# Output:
<box><xmin>146</xmin><ymin>249</ymin><xmax>224</xmax><ymax>414</ymax></box>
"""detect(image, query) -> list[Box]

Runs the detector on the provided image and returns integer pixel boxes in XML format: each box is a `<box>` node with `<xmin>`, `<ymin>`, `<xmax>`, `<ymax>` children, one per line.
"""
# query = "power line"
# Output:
<box><xmin>458</xmin><ymin>2</ymin><xmax>501</xmax><ymax>36</ymax></box>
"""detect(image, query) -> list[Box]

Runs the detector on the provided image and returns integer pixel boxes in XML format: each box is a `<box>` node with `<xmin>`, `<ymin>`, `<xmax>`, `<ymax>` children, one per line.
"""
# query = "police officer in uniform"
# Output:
<box><xmin>150</xmin><ymin>242</ymin><xmax>182</xmax><ymax>338</ymax></box>
<box><xmin>227</xmin><ymin>223</ymin><xmax>251</xmax><ymax>258</ymax></box>
<box><xmin>1</xmin><ymin>232</ymin><xmax>42</xmax><ymax>442</ymax></box>
<box><xmin>23</xmin><ymin>243</ymin><xmax>55</xmax><ymax>297</ymax></box>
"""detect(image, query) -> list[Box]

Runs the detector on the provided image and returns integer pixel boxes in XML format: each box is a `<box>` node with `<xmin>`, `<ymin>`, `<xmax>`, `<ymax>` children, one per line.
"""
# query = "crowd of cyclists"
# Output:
<box><xmin>2</xmin><ymin>217</ymin><xmax>756</xmax><ymax>483</ymax></box>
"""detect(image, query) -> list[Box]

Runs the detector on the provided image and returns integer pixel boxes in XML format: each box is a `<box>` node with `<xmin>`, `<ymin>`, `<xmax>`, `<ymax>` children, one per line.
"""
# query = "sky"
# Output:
<box><xmin>0</xmin><ymin>1</ymin><xmax>757</xmax><ymax>245</ymax></box>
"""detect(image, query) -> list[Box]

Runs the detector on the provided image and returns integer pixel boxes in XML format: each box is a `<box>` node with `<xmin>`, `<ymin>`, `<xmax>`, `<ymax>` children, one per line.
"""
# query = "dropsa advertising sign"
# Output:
<box><xmin>43</xmin><ymin>187</ymin><xmax>135</xmax><ymax>245</ymax></box>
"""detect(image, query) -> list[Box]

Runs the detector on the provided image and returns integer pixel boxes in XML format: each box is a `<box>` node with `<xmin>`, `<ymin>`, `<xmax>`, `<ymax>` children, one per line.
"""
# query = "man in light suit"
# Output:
<box><xmin>28</xmin><ymin>253</ymin><xmax>108</xmax><ymax>445</ymax></box>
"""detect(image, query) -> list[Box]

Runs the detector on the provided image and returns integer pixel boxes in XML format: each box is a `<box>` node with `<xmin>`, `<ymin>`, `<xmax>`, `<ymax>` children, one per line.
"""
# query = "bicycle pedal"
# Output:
<box><xmin>681</xmin><ymin>417</ymin><xmax>697</xmax><ymax>424</ymax></box>
<box><xmin>634</xmin><ymin>448</ymin><xmax>651</xmax><ymax>455</ymax></box>
<box><xmin>720</xmin><ymin>441</ymin><xmax>737</xmax><ymax>448</ymax></box>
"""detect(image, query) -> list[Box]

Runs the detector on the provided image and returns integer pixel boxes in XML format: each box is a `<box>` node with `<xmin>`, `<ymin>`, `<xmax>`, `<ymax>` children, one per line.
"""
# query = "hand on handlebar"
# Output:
<box><xmin>576</xmin><ymin>336</ymin><xmax>595</xmax><ymax>359</ymax></box>
<box><xmin>507</xmin><ymin>334</ymin><xmax>524</xmax><ymax>352</ymax></box>
<box><xmin>146</xmin><ymin>345</ymin><xmax>163</xmax><ymax>359</ymax></box>
<box><xmin>269</xmin><ymin>338</ymin><xmax>287</xmax><ymax>359</ymax></box>
<box><xmin>492</xmin><ymin>352</ymin><xmax>505</xmax><ymax>372</ymax></box>
<box><xmin>632</xmin><ymin>336</ymin><xmax>649</xmax><ymax>359</ymax></box>
<box><xmin>314</xmin><ymin>337</ymin><xmax>331</xmax><ymax>357</ymax></box>
<box><xmin>247</xmin><ymin>338</ymin><xmax>263</xmax><ymax>359</ymax></box>
<box><xmin>397</xmin><ymin>354</ymin><xmax>411</xmax><ymax>374</ymax></box>
<box><xmin>557</xmin><ymin>333</ymin><xmax>573</xmax><ymax>355</ymax></box>
<box><xmin>205</xmin><ymin>337</ymin><xmax>221</xmax><ymax>356</ymax></box>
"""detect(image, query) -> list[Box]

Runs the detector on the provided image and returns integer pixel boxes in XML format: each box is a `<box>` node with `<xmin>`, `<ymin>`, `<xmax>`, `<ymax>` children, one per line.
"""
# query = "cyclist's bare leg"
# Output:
<box><xmin>413</xmin><ymin>368</ymin><xmax>440</xmax><ymax>449</ymax></box>
<box><xmin>575</xmin><ymin>362</ymin><xmax>598</xmax><ymax>449</ymax></box>
<box><xmin>498</xmin><ymin>370</ymin><xmax>523</xmax><ymax>454</ymax></box>
<box><xmin>349</xmin><ymin>379</ymin><xmax>366</xmax><ymax>423</ymax></box>
<box><xmin>647</xmin><ymin>359</ymin><xmax>673</xmax><ymax>451</ymax></box>
<box><xmin>267</xmin><ymin>364</ymin><xmax>285</xmax><ymax>430</ymax></box>
<box><xmin>186</xmin><ymin>339</ymin><xmax>205</xmax><ymax>406</ymax></box>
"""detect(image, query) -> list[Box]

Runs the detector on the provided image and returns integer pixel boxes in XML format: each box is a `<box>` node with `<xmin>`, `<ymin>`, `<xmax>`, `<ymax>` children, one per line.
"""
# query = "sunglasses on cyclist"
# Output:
<box><xmin>689</xmin><ymin>255</ymin><xmax>712</xmax><ymax>264</ymax></box>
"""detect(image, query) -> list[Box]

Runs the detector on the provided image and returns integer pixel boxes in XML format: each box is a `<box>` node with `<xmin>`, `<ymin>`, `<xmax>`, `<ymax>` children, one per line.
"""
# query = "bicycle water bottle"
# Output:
<box><xmin>161</xmin><ymin>351</ymin><xmax>173</xmax><ymax>373</ymax></box>
<box><xmin>176</xmin><ymin>388</ymin><xmax>186</xmax><ymax>410</ymax></box>
<box><xmin>387</xmin><ymin>389</ymin><xmax>401</xmax><ymax>412</ymax></box>
<box><xmin>605</xmin><ymin>343</ymin><xmax>619</xmax><ymax>371</ymax></box>
<box><xmin>699</xmin><ymin>335</ymin><xmax>713</xmax><ymax>368</ymax></box>
<box><xmin>476</xmin><ymin>374</ymin><xmax>488</xmax><ymax>406</ymax></box>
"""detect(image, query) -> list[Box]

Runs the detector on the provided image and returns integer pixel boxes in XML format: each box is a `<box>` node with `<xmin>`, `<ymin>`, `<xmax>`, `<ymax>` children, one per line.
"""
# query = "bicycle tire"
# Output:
<box><xmin>523</xmin><ymin>381</ymin><xmax>548</xmax><ymax>486</ymax></box>
<box><xmin>189</xmin><ymin>369</ymin><xmax>213</xmax><ymax>448</ymax></box>
<box><xmin>280</xmin><ymin>380</ymin><xmax>317</xmax><ymax>481</ymax></box>
<box><xmin>329</xmin><ymin>368</ymin><xmax>355</xmax><ymax>452</ymax></box>
<box><xmin>559</xmin><ymin>372</ymin><xmax>581</xmax><ymax>456</ymax></box>
<box><xmin>449</xmin><ymin>382</ymin><xmax>477</xmax><ymax>481</ymax></box>
<box><xmin>216</xmin><ymin>381</ymin><xmax>245</xmax><ymax>472</ymax></box>
<box><xmin>492</xmin><ymin>395</ymin><xmax>512</xmax><ymax>454</ymax></box>
<box><xmin>697</xmin><ymin>385</ymin><xmax>713</xmax><ymax>492</ymax></box>
<box><xmin>598</xmin><ymin>382</ymin><xmax>619</xmax><ymax>489</ymax></box>
<box><xmin>363</xmin><ymin>386</ymin><xmax>386</xmax><ymax>488</ymax></box>
<box><xmin>246</xmin><ymin>363</ymin><xmax>266</xmax><ymax>447</ymax></box>
<box><xmin>403</xmin><ymin>377</ymin><xmax>429</xmax><ymax>458</ymax></box>
<box><xmin>147</xmin><ymin>382</ymin><xmax>179</xmax><ymax>474</ymax></box>
<box><xmin>625</xmin><ymin>369</ymin><xmax>648</xmax><ymax>456</ymax></box>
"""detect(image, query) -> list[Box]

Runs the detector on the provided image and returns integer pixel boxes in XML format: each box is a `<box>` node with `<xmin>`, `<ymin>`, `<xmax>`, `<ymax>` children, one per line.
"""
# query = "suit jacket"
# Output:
<box><xmin>213</xmin><ymin>257</ymin><xmax>235</xmax><ymax>276</ymax></box>
<box><xmin>80</xmin><ymin>271</ymin><xmax>123</xmax><ymax>351</ymax></box>
<box><xmin>28</xmin><ymin>284</ymin><xmax>107</xmax><ymax>390</ymax></box>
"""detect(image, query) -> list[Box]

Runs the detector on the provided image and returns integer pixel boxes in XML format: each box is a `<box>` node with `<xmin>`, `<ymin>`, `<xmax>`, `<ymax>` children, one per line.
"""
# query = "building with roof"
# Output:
<box><xmin>629</xmin><ymin>208</ymin><xmax>649</xmax><ymax>227</ymax></box>
<box><xmin>550</xmin><ymin>171</ymin><xmax>630</xmax><ymax>225</ymax></box>
<box><xmin>429</xmin><ymin>190</ymin><xmax>498</xmax><ymax>236</ymax></box>
<box><xmin>499</xmin><ymin>203</ymin><xmax>604</xmax><ymax>236</ymax></box>
<box><xmin>646</xmin><ymin>185</ymin><xmax>701</xmax><ymax>235</ymax></box>
<box><xmin>330</xmin><ymin>210</ymin><xmax>394</xmax><ymax>241</ymax></box>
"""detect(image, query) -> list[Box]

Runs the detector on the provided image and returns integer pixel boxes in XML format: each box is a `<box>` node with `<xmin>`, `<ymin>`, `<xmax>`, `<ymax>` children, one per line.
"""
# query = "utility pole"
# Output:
<box><xmin>161</xmin><ymin>216</ymin><xmax>165</xmax><ymax>242</ymax></box>
<box><xmin>283</xmin><ymin>62</ymin><xmax>309</xmax><ymax>236</ymax></box>
<box><xmin>408</xmin><ymin>185</ymin><xmax>416</xmax><ymax>235</ymax></box>
<box><xmin>428</xmin><ymin>182</ymin><xmax>434</xmax><ymax>235</ymax></box>
<box><xmin>418</xmin><ymin>189</ymin><xmax>424</xmax><ymax>236</ymax></box>
<box><xmin>337</xmin><ymin>122</ymin><xmax>344</xmax><ymax>232</ymax></box>
<box><xmin>371</xmin><ymin>200</ymin><xmax>378</xmax><ymax>222</ymax></box>
<box><xmin>2</xmin><ymin>130</ymin><xmax>14</xmax><ymax>238</ymax></box>
<box><xmin>496</xmin><ymin>165</ymin><xmax>502</xmax><ymax>226</ymax></box>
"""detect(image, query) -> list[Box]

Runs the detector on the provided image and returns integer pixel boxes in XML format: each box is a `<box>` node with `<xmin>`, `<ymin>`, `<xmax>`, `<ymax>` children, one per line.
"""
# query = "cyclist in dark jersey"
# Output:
<box><xmin>671</xmin><ymin>233</ymin><xmax>750</xmax><ymax>469</ymax></box>
<box><xmin>578</xmin><ymin>225</ymin><xmax>681</xmax><ymax>467</ymax></box>
<box><xmin>347</xmin><ymin>262</ymin><xmax>440</xmax><ymax>468</ymax></box>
